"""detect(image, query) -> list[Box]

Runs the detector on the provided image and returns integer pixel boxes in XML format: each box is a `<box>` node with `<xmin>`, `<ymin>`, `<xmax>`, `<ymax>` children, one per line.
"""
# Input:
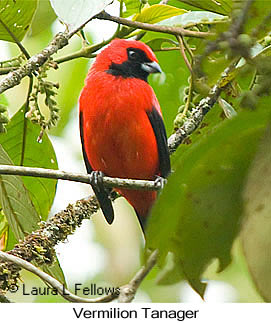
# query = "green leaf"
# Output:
<box><xmin>160</xmin><ymin>10</ymin><xmax>228</xmax><ymax>27</ymax></box>
<box><xmin>0</xmin><ymin>111</ymin><xmax>65</xmax><ymax>286</ymax></box>
<box><xmin>241</xmin><ymin>127</ymin><xmax>271</xmax><ymax>302</ymax></box>
<box><xmin>146</xmin><ymin>104</ymin><xmax>271</xmax><ymax>298</ymax></box>
<box><xmin>175</xmin><ymin>0</ymin><xmax>232</xmax><ymax>15</ymax></box>
<box><xmin>119</xmin><ymin>0</ymin><xmax>142</xmax><ymax>17</ymax></box>
<box><xmin>50</xmin><ymin>0</ymin><xmax>112</xmax><ymax>29</ymax></box>
<box><xmin>134</xmin><ymin>4</ymin><xmax>187</xmax><ymax>24</ymax></box>
<box><xmin>0</xmin><ymin>145</ymin><xmax>40</xmax><ymax>240</ymax></box>
<box><xmin>0</xmin><ymin>108</ymin><xmax>58</xmax><ymax>221</ymax></box>
<box><xmin>0</xmin><ymin>0</ymin><xmax>37</xmax><ymax>42</ymax></box>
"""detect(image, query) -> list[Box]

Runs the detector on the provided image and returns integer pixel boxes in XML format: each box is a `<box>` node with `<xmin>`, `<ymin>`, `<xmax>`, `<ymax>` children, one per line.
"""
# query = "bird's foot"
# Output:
<box><xmin>88</xmin><ymin>171</ymin><xmax>105</xmax><ymax>191</ymax></box>
<box><xmin>154</xmin><ymin>176</ymin><xmax>167</xmax><ymax>190</ymax></box>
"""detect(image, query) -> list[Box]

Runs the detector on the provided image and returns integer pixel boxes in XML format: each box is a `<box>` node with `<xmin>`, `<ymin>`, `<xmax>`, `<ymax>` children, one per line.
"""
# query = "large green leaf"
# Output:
<box><xmin>0</xmin><ymin>0</ymin><xmax>37</xmax><ymax>42</ymax></box>
<box><xmin>50</xmin><ymin>0</ymin><xmax>112</xmax><ymax>29</ymax></box>
<box><xmin>0</xmin><ymin>108</ymin><xmax>58</xmax><ymax>221</ymax></box>
<box><xmin>175</xmin><ymin>0</ymin><xmax>232</xmax><ymax>15</ymax></box>
<box><xmin>0</xmin><ymin>110</ymin><xmax>65</xmax><ymax>285</ymax></box>
<box><xmin>0</xmin><ymin>145</ymin><xmax>40</xmax><ymax>240</ymax></box>
<box><xmin>146</xmin><ymin>104</ymin><xmax>271</xmax><ymax>297</ymax></box>
<box><xmin>241</xmin><ymin>127</ymin><xmax>271</xmax><ymax>302</ymax></box>
<box><xmin>134</xmin><ymin>4</ymin><xmax>187</xmax><ymax>24</ymax></box>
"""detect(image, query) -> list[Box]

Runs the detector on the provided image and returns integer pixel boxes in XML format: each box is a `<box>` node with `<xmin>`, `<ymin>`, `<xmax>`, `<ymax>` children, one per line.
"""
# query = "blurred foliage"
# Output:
<box><xmin>241</xmin><ymin>127</ymin><xmax>271</xmax><ymax>302</ymax></box>
<box><xmin>0</xmin><ymin>0</ymin><xmax>271</xmax><ymax>303</ymax></box>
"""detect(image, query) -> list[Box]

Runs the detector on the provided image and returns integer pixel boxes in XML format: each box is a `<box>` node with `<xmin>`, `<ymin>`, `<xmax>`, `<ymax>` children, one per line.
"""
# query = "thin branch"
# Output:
<box><xmin>0</xmin><ymin>165</ymin><xmax>162</xmax><ymax>191</ymax></box>
<box><xmin>118</xmin><ymin>250</ymin><xmax>158</xmax><ymax>303</ymax></box>
<box><xmin>96</xmin><ymin>11</ymin><xmax>213</xmax><ymax>39</ymax></box>
<box><xmin>177</xmin><ymin>35</ymin><xmax>192</xmax><ymax>74</ymax></box>
<box><xmin>0</xmin><ymin>251</ymin><xmax>117</xmax><ymax>303</ymax></box>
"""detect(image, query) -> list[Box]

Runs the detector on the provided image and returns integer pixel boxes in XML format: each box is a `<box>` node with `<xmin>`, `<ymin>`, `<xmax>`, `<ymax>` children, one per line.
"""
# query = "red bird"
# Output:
<box><xmin>79</xmin><ymin>39</ymin><xmax>170</xmax><ymax>230</ymax></box>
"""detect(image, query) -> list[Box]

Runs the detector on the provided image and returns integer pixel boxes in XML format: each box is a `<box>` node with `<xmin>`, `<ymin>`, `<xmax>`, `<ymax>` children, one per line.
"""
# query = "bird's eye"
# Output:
<box><xmin>128</xmin><ymin>50</ymin><xmax>138</xmax><ymax>60</ymax></box>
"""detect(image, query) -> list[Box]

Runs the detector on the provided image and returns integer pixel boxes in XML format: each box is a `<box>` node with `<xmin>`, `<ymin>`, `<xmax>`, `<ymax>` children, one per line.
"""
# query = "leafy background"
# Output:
<box><xmin>0</xmin><ymin>0</ymin><xmax>270</xmax><ymax>302</ymax></box>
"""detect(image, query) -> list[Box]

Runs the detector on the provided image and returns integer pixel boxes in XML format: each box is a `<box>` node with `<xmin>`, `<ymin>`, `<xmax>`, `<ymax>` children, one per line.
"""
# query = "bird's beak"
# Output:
<box><xmin>141</xmin><ymin>61</ymin><xmax>162</xmax><ymax>74</ymax></box>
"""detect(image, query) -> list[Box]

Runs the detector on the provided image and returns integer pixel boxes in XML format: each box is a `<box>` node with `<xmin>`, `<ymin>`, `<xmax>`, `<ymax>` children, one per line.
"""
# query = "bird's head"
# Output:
<box><xmin>92</xmin><ymin>39</ymin><xmax>162</xmax><ymax>82</ymax></box>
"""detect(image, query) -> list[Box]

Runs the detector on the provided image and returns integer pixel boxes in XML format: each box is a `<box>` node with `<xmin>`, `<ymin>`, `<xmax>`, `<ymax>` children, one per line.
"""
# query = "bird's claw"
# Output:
<box><xmin>154</xmin><ymin>176</ymin><xmax>167</xmax><ymax>190</ymax></box>
<box><xmin>88</xmin><ymin>171</ymin><xmax>105</xmax><ymax>191</ymax></box>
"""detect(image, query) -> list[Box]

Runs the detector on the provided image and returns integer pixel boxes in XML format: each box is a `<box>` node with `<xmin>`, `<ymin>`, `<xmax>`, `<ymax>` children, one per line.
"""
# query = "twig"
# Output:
<box><xmin>118</xmin><ymin>250</ymin><xmax>158</xmax><ymax>303</ymax></box>
<box><xmin>96</xmin><ymin>11</ymin><xmax>213</xmax><ymax>39</ymax></box>
<box><xmin>177</xmin><ymin>35</ymin><xmax>192</xmax><ymax>74</ymax></box>
<box><xmin>0</xmin><ymin>251</ymin><xmax>117</xmax><ymax>303</ymax></box>
<box><xmin>0</xmin><ymin>165</ymin><xmax>162</xmax><ymax>191</ymax></box>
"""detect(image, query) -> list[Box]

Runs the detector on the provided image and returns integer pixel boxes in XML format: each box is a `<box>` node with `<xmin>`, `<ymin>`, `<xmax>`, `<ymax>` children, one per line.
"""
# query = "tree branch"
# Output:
<box><xmin>96</xmin><ymin>11</ymin><xmax>213</xmax><ymax>39</ymax></box>
<box><xmin>0</xmin><ymin>165</ymin><xmax>161</xmax><ymax>191</ymax></box>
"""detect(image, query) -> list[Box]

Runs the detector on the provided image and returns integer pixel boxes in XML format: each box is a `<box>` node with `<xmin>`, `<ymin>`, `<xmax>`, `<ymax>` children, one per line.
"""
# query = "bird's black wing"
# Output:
<box><xmin>147</xmin><ymin>107</ymin><xmax>171</xmax><ymax>178</ymax></box>
<box><xmin>79</xmin><ymin>111</ymin><xmax>114</xmax><ymax>224</ymax></box>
